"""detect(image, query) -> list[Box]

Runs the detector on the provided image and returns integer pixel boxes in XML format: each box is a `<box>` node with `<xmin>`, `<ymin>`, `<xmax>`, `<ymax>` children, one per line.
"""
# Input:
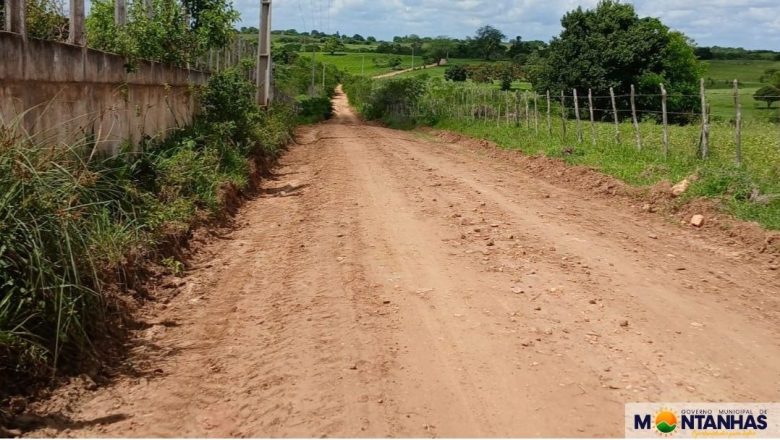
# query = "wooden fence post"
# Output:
<box><xmin>524</xmin><ymin>92</ymin><xmax>530</xmax><ymax>130</ymax></box>
<box><xmin>588</xmin><ymin>89</ymin><xmax>596</xmax><ymax>146</ymax></box>
<box><xmin>115</xmin><ymin>0</ymin><xmax>127</xmax><ymax>25</ymax></box>
<box><xmin>661</xmin><ymin>83</ymin><xmax>669</xmax><ymax>158</ymax></box>
<box><xmin>700</xmin><ymin>78</ymin><xmax>709</xmax><ymax>159</ymax></box>
<box><xmin>733</xmin><ymin>79</ymin><xmax>742</xmax><ymax>166</ymax></box>
<box><xmin>573</xmin><ymin>88</ymin><xmax>583</xmax><ymax>143</ymax></box>
<box><xmin>506</xmin><ymin>92</ymin><xmax>511</xmax><ymax>125</ymax></box>
<box><xmin>68</xmin><ymin>0</ymin><xmax>85</xmax><ymax>45</ymax></box>
<box><xmin>483</xmin><ymin>89</ymin><xmax>489</xmax><ymax>122</ymax></box>
<box><xmin>610</xmin><ymin>87</ymin><xmax>620</xmax><ymax>144</ymax></box>
<box><xmin>533</xmin><ymin>93</ymin><xmax>539</xmax><ymax>134</ymax></box>
<box><xmin>630</xmin><ymin>84</ymin><xmax>642</xmax><ymax>150</ymax></box>
<box><xmin>6</xmin><ymin>0</ymin><xmax>27</xmax><ymax>36</ymax></box>
<box><xmin>546</xmin><ymin>90</ymin><xmax>552</xmax><ymax>137</ymax></box>
<box><xmin>560</xmin><ymin>91</ymin><xmax>568</xmax><ymax>142</ymax></box>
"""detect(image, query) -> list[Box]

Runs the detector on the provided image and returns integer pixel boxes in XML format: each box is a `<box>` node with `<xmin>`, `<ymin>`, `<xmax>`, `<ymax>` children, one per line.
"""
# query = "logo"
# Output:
<box><xmin>625</xmin><ymin>403</ymin><xmax>778</xmax><ymax>438</ymax></box>
<box><xmin>654</xmin><ymin>409</ymin><xmax>678</xmax><ymax>435</ymax></box>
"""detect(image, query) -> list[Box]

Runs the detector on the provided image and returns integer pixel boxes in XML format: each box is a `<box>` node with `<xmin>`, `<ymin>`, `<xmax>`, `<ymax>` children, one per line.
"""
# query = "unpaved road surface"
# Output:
<box><xmin>33</xmin><ymin>89</ymin><xmax>780</xmax><ymax>437</ymax></box>
<box><xmin>373</xmin><ymin>63</ymin><xmax>439</xmax><ymax>79</ymax></box>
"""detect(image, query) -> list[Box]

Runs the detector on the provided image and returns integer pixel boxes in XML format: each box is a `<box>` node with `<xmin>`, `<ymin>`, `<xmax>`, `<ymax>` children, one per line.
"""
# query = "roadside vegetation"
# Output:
<box><xmin>0</xmin><ymin>0</ymin><xmax>338</xmax><ymax>405</ymax></box>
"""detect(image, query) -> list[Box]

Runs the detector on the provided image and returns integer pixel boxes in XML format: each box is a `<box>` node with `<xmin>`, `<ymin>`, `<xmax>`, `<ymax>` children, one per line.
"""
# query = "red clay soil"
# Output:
<box><xmin>19</xmin><ymin>87</ymin><xmax>780</xmax><ymax>438</ymax></box>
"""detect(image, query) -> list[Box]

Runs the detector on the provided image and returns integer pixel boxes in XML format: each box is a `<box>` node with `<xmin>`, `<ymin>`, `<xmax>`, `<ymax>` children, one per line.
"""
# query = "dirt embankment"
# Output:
<box><xmin>15</xmin><ymin>87</ymin><xmax>780</xmax><ymax>438</ymax></box>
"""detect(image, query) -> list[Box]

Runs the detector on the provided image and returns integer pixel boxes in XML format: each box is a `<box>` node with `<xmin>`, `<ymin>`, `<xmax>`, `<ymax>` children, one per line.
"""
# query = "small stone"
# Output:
<box><xmin>690</xmin><ymin>215</ymin><xmax>705</xmax><ymax>227</ymax></box>
<box><xmin>511</xmin><ymin>286</ymin><xmax>525</xmax><ymax>294</ymax></box>
<box><xmin>671</xmin><ymin>179</ymin><xmax>691</xmax><ymax>197</ymax></box>
<box><xmin>620</xmin><ymin>320</ymin><xmax>629</xmax><ymax>327</ymax></box>
<box><xmin>690</xmin><ymin>322</ymin><xmax>704</xmax><ymax>328</ymax></box>
<box><xmin>648</xmin><ymin>234</ymin><xmax>658</xmax><ymax>239</ymax></box>
<box><xmin>383</xmin><ymin>300</ymin><xmax>391</xmax><ymax>305</ymax></box>
<box><xmin>486</xmin><ymin>240</ymin><xmax>495</xmax><ymax>247</ymax></box>
<box><xmin>589</xmin><ymin>299</ymin><xmax>597</xmax><ymax>304</ymax></box>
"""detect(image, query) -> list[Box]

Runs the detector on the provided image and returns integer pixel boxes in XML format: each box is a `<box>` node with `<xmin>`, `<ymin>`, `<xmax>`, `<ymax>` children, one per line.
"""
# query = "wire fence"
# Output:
<box><xmin>382</xmin><ymin>80</ymin><xmax>780</xmax><ymax>175</ymax></box>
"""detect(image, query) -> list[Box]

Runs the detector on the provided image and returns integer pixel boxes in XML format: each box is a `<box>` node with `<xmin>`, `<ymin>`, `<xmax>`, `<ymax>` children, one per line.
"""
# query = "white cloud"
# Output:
<box><xmin>233</xmin><ymin>0</ymin><xmax>780</xmax><ymax>49</ymax></box>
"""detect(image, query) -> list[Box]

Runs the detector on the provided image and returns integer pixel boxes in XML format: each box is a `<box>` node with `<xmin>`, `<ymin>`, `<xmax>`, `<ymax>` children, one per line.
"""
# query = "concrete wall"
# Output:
<box><xmin>0</xmin><ymin>31</ymin><xmax>209</xmax><ymax>154</ymax></box>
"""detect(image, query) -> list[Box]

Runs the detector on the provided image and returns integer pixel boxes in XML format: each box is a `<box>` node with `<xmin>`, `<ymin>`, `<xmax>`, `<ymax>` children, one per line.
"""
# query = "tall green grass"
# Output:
<box><xmin>0</xmin><ymin>67</ymin><xmax>299</xmax><ymax>395</ymax></box>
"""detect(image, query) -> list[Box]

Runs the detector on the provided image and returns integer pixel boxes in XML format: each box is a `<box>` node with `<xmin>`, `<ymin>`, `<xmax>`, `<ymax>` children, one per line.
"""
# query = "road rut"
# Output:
<box><xmin>32</xmin><ymin>88</ymin><xmax>780</xmax><ymax>437</ymax></box>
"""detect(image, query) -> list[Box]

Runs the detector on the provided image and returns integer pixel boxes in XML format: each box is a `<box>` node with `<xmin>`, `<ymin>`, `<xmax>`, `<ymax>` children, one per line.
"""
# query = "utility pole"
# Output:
<box><xmin>68</xmin><ymin>0</ymin><xmax>85</xmax><ymax>45</ymax></box>
<box><xmin>256</xmin><ymin>0</ymin><xmax>272</xmax><ymax>106</ymax></box>
<box><xmin>5</xmin><ymin>0</ymin><xmax>27</xmax><ymax>36</ymax></box>
<box><xmin>115</xmin><ymin>0</ymin><xmax>126</xmax><ymax>26</ymax></box>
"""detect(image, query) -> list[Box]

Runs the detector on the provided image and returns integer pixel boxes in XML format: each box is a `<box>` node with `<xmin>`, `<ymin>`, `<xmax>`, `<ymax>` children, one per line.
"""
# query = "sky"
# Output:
<box><xmin>233</xmin><ymin>0</ymin><xmax>780</xmax><ymax>50</ymax></box>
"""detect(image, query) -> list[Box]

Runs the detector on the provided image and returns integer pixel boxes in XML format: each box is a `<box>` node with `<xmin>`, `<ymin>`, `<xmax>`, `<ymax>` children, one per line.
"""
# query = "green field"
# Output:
<box><xmin>703</xmin><ymin>60</ymin><xmax>780</xmax><ymax>122</ymax></box>
<box><xmin>300</xmin><ymin>52</ymin><xmax>420</xmax><ymax>77</ymax></box>
<box><xmin>703</xmin><ymin>59</ymin><xmax>780</xmax><ymax>88</ymax></box>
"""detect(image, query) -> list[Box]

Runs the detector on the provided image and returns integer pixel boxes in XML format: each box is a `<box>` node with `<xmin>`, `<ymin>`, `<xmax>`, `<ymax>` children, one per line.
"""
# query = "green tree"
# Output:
<box><xmin>26</xmin><ymin>0</ymin><xmax>68</xmax><ymax>41</ymax></box>
<box><xmin>754</xmin><ymin>86</ymin><xmax>780</xmax><ymax>108</ymax></box>
<box><xmin>86</xmin><ymin>0</ymin><xmax>238</xmax><ymax>67</ymax></box>
<box><xmin>529</xmin><ymin>0</ymin><xmax>702</xmax><ymax>120</ymax></box>
<box><xmin>474</xmin><ymin>25</ymin><xmax>505</xmax><ymax>60</ymax></box>
<box><xmin>427</xmin><ymin>37</ymin><xmax>454</xmax><ymax>65</ymax></box>
<box><xmin>444</xmin><ymin>65</ymin><xmax>468</xmax><ymax>82</ymax></box>
<box><xmin>323</xmin><ymin>37</ymin><xmax>345</xmax><ymax>55</ymax></box>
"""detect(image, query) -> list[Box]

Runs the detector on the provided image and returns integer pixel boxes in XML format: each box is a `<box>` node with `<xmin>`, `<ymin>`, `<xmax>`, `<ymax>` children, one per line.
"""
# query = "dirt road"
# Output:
<box><xmin>32</xmin><ymin>89</ymin><xmax>780</xmax><ymax>437</ymax></box>
<box><xmin>373</xmin><ymin>63</ymin><xmax>440</xmax><ymax>79</ymax></box>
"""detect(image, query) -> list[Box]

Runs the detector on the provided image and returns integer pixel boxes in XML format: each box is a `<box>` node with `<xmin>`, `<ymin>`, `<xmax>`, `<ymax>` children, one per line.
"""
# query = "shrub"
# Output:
<box><xmin>296</xmin><ymin>96</ymin><xmax>334</xmax><ymax>123</ymax></box>
<box><xmin>444</xmin><ymin>65</ymin><xmax>468</xmax><ymax>82</ymax></box>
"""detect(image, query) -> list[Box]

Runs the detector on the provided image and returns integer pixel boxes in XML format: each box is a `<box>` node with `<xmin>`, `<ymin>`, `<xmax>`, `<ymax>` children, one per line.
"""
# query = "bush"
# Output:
<box><xmin>296</xmin><ymin>96</ymin><xmax>334</xmax><ymax>123</ymax></box>
<box><xmin>444</xmin><ymin>65</ymin><xmax>468</xmax><ymax>82</ymax></box>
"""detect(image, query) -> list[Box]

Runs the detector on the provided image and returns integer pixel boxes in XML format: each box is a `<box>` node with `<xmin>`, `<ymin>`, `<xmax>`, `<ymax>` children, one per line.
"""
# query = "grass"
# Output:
<box><xmin>702</xmin><ymin>59</ymin><xmax>780</xmax><ymax>122</ymax></box>
<box><xmin>703</xmin><ymin>59</ymin><xmax>780</xmax><ymax>88</ymax></box>
<box><xmin>436</xmin><ymin>107</ymin><xmax>780</xmax><ymax>229</ymax></box>
<box><xmin>0</xmin><ymin>68</ymin><xmax>301</xmax><ymax>395</ymax></box>
<box><xmin>298</xmin><ymin>52</ymin><xmax>421</xmax><ymax>77</ymax></box>
<box><xmin>432</xmin><ymin>116</ymin><xmax>780</xmax><ymax>229</ymax></box>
